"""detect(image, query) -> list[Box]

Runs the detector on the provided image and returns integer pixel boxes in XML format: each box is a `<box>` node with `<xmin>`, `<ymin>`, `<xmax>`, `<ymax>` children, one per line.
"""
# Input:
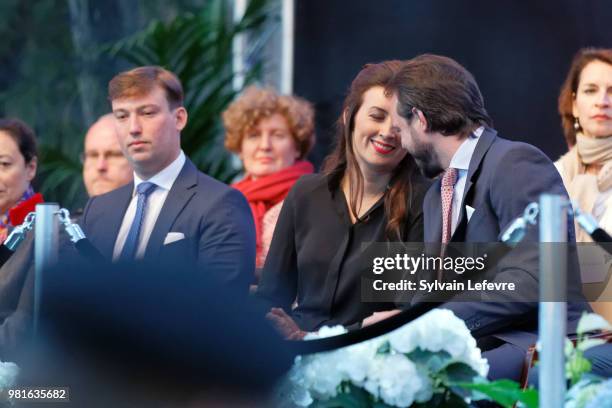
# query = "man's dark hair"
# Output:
<box><xmin>394</xmin><ymin>54</ymin><xmax>492</xmax><ymax>136</ymax></box>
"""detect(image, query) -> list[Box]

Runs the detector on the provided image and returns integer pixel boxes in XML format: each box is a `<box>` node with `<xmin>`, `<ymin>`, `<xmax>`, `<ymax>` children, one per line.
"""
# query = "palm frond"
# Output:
<box><xmin>38</xmin><ymin>144</ymin><xmax>86</xmax><ymax>208</ymax></box>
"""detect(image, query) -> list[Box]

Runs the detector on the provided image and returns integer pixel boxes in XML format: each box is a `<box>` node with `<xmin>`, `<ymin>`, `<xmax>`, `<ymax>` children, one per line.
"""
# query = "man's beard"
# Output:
<box><xmin>411</xmin><ymin>141</ymin><xmax>443</xmax><ymax>178</ymax></box>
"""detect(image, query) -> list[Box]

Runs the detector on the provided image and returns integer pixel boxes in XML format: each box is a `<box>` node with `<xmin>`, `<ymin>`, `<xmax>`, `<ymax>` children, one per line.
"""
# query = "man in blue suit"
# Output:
<box><xmin>80</xmin><ymin>66</ymin><xmax>255</xmax><ymax>292</ymax></box>
<box><xmin>390</xmin><ymin>54</ymin><xmax>590</xmax><ymax>381</ymax></box>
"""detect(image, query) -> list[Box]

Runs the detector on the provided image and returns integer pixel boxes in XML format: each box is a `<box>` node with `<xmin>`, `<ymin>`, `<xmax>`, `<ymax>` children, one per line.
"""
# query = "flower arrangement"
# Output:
<box><xmin>281</xmin><ymin>310</ymin><xmax>612</xmax><ymax>408</ymax></box>
<box><xmin>564</xmin><ymin>313</ymin><xmax>612</xmax><ymax>408</ymax></box>
<box><xmin>281</xmin><ymin>309</ymin><xmax>489</xmax><ymax>407</ymax></box>
<box><xmin>566</xmin><ymin>378</ymin><xmax>612</xmax><ymax>408</ymax></box>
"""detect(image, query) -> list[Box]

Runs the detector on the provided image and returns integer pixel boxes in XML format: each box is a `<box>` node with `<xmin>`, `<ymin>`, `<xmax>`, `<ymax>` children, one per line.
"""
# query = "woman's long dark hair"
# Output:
<box><xmin>322</xmin><ymin>61</ymin><xmax>419</xmax><ymax>240</ymax></box>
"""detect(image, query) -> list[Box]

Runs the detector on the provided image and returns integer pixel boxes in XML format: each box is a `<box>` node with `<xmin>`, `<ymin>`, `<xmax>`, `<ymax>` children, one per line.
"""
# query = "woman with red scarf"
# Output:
<box><xmin>0</xmin><ymin>118</ymin><xmax>43</xmax><ymax>359</ymax></box>
<box><xmin>223</xmin><ymin>86</ymin><xmax>315</xmax><ymax>278</ymax></box>
<box><xmin>0</xmin><ymin>119</ymin><xmax>43</xmax><ymax>241</ymax></box>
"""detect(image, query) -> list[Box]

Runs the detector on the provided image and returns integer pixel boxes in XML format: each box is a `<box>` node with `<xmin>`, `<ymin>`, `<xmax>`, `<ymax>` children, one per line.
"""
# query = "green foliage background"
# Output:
<box><xmin>0</xmin><ymin>0</ymin><xmax>278</xmax><ymax>210</ymax></box>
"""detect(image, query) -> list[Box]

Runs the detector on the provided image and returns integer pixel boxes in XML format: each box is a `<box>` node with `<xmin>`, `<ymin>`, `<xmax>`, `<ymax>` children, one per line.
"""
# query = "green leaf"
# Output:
<box><xmin>411</xmin><ymin>391</ymin><xmax>470</xmax><ymax>408</ymax></box>
<box><xmin>311</xmin><ymin>383</ymin><xmax>379</xmax><ymax>408</ymax></box>
<box><xmin>376</xmin><ymin>341</ymin><xmax>390</xmax><ymax>354</ymax></box>
<box><xmin>406</xmin><ymin>349</ymin><xmax>453</xmax><ymax>372</ymax></box>
<box><xmin>442</xmin><ymin>362</ymin><xmax>479</xmax><ymax>383</ymax></box>
<box><xmin>38</xmin><ymin>144</ymin><xmax>86</xmax><ymax>209</ymax></box>
<box><xmin>439</xmin><ymin>363</ymin><xmax>481</xmax><ymax>401</ymax></box>
<box><xmin>566</xmin><ymin>352</ymin><xmax>592</xmax><ymax>386</ymax></box>
<box><xmin>453</xmin><ymin>380</ymin><xmax>539</xmax><ymax>408</ymax></box>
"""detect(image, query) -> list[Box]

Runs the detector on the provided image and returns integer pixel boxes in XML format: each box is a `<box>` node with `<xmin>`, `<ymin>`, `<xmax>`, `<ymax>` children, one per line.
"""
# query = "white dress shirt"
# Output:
<box><xmin>447</xmin><ymin>127</ymin><xmax>484</xmax><ymax>235</ymax></box>
<box><xmin>113</xmin><ymin>151</ymin><xmax>186</xmax><ymax>260</ymax></box>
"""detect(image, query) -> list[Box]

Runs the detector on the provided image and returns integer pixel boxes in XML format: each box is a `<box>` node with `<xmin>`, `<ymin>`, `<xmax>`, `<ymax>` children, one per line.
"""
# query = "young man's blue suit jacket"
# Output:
<box><xmin>421</xmin><ymin>127</ymin><xmax>590</xmax><ymax>350</ymax></box>
<box><xmin>80</xmin><ymin>158</ymin><xmax>256</xmax><ymax>293</ymax></box>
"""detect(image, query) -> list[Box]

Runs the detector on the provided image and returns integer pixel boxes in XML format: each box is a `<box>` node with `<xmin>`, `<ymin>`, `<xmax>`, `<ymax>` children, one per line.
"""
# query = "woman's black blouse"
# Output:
<box><xmin>256</xmin><ymin>173</ymin><xmax>429</xmax><ymax>331</ymax></box>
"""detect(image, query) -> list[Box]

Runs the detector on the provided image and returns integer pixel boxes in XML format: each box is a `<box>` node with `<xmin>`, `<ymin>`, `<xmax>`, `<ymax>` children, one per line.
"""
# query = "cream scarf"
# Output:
<box><xmin>556</xmin><ymin>134</ymin><xmax>612</xmax><ymax>242</ymax></box>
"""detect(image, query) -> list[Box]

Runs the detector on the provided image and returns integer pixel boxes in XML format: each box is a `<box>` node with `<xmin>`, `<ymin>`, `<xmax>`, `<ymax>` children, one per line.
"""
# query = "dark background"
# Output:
<box><xmin>293</xmin><ymin>0</ymin><xmax>612</xmax><ymax>168</ymax></box>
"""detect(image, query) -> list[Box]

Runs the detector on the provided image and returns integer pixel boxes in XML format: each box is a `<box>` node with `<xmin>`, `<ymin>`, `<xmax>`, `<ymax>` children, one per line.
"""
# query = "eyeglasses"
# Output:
<box><xmin>81</xmin><ymin>150</ymin><xmax>126</xmax><ymax>165</ymax></box>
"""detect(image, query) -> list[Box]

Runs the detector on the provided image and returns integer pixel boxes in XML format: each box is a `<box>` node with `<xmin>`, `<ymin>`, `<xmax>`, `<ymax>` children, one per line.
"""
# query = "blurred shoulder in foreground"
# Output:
<box><xmin>14</xmin><ymin>256</ymin><xmax>292</xmax><ymax>408</ymax></box>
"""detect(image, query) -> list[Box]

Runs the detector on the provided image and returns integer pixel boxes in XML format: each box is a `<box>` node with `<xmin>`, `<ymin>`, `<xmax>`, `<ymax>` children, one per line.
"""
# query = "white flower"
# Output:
<box><xmin>0</xmin><ymin>361</ymin><xmax>18</xmax><ymax>389</ymax></box>
<box><xmin>294</xmin><ymin>351</ymin><xmax>345</xmax><ymax>400</ymax></box>
<box><xmin>389</xmin><ymin>309</ymin><xmax>465</xmax><ymax>354</ymax></box>
<box><xmin>275</xmin><ymin>374</ymin><xmax>312</xmax><ymax>408</ymax></box>
<box><xmin>366</xmin><ymin>354</ymin><xmax>423</xmax><ymax>407</ymax></box>
<box><xmin>288</xmin><ymin>378</ymin><xmax>314</xmax><ymax>407</ymax></box>
<box><xmin>286</xmin><ymin>324</ymin><xmax>426</xmax><ymax>407</ymax></box>
<box><xmin>286</xmin><ymin>325</ymin><xmax>354</xmax><ymax>406</ymax></box>
<box><xmin>388</xmin><ymin>308</ymin><xmax>488</xmax><ymax>376</ymax></box>
<box><xmin>282</xmin><ymin>310</ymin><xmax>488</xmax><ymax>407</ymax></box>
<box><xmin>585</xmin><ymin>379</ymin><xmax>612</xmax><ymax>408</ymax></box>
<box><xmin>577</xmin><ymin>313</ymin><xmax>612</xmax><ymax>335</ymax></box>
<box><xmin>565</xmin><ymin>338</ymin><xmax>575</xmax><ymax>357</ymax></box>
<box><xmin>464</xmin><ymin>345</ymin><xmax>489</xmax><ymax>377</ymax></box>
<box><xmin>282</xmin><ymin>324</ymin><xmax>347</xmax><ymax>405</ymax></box>
<box><xmin>362</xmin><ymin>358</ymin><xmax>383</xmax><ymax>399</ymax></box>
<box><xmin>566</xmin><ymin>379</ymin><xmax>605</xmax><ymax>408</ymax></box>
<box><xmin>338</xmin><ymin>339</ymin><xmax>379</xmax><ymax>383</ymax></box>
<box><xmin>303</xmin><ymin>325</ymin><xmax>347</xmax><ymax>340</ymax></box>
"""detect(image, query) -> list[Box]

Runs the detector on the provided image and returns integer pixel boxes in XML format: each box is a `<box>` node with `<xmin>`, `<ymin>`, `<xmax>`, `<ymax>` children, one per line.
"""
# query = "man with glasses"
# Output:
<box><xmin>82</xmin><ymin>114</ymin><xmax>133</xmax><ymax>197</ymax></box>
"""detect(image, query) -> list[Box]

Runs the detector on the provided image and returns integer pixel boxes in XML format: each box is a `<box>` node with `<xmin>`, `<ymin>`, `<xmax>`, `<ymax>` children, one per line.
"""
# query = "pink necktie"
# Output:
<box><xmin>441</xmin><ymin>168</ymin><xmax>458</xmax><ymax>244</ymax></box>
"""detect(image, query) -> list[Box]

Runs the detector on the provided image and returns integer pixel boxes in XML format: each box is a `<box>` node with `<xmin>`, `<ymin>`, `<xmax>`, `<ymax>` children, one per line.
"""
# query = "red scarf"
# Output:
<box><xmin>0</xmin><ymin>191</ymin><xmax>44</xmax><ymax>242</ymax></box>
<box><xmin>233</xmin><ymin>161</ymin><xmax>314</xmax><ymax>259</ymax></box>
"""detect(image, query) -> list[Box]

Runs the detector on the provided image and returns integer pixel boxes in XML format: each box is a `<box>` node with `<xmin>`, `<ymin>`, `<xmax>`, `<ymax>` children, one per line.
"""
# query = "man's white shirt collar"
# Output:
<box><xmin>449</xmin><ymin>126</ymin><xmax>484</xmax><ymax>171</ymax></box>
<box><xmin>132</xmin><ymin>150</ymin><xmax>186</xmax><ymax>193</ymax></box>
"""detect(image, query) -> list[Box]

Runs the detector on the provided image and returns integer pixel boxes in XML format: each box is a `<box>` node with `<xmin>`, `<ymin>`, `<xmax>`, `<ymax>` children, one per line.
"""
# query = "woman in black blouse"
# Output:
<box><xmin>256</xmin><ymin>61</ymin><xmax>429</xmax><ymax>339</ymax></box>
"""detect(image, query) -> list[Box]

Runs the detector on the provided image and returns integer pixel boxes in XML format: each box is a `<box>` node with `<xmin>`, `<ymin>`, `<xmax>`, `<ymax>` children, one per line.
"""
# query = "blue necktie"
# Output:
<box><xmin>120</xmin><ymin>181</ymin><xmax>157</xmax><ymax>260</ymax></box>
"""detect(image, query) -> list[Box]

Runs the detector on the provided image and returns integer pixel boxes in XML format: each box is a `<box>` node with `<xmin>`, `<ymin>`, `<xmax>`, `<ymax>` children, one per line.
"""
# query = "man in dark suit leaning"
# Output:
<box><xmin>80</xmin><ymin>66</ymin><xmax>255</xmax><ymax>292</ymax></box>
<box><xmin>389</xmin><ymin>54</ymin><xmax>590</xmax><ymax>381</ymax></box>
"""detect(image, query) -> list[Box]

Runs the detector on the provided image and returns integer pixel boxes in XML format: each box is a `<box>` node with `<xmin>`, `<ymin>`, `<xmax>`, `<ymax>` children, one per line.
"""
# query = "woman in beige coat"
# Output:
<box><xmin>555</xmin><ymin>47</ymin><xmax>612</xmax><ymax>323</ymax></box>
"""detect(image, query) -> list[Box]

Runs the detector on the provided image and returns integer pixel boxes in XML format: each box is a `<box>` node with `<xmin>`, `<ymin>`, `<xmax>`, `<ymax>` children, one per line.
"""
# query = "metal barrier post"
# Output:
<box><xmin>538</xmin><ymin>194</ymin><xmax>567</xmax><ymax>408</ymax></box>
<box><xmin>33</xmin><ymin>203</ymin><xmax>59</xmax><ymax>334</ymax></box>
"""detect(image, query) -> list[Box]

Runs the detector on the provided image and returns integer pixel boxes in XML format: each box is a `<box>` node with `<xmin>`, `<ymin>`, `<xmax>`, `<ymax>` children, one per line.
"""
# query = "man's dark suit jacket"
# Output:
<box><xmin>80</xmin><ymin>159</ymin><xmax>256</xmax><ymax>292</ymax></box>
<box><xmin>422</xmin><ymin>128</ymin><xmax>590</xmax><ymax>350</ymax></box>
